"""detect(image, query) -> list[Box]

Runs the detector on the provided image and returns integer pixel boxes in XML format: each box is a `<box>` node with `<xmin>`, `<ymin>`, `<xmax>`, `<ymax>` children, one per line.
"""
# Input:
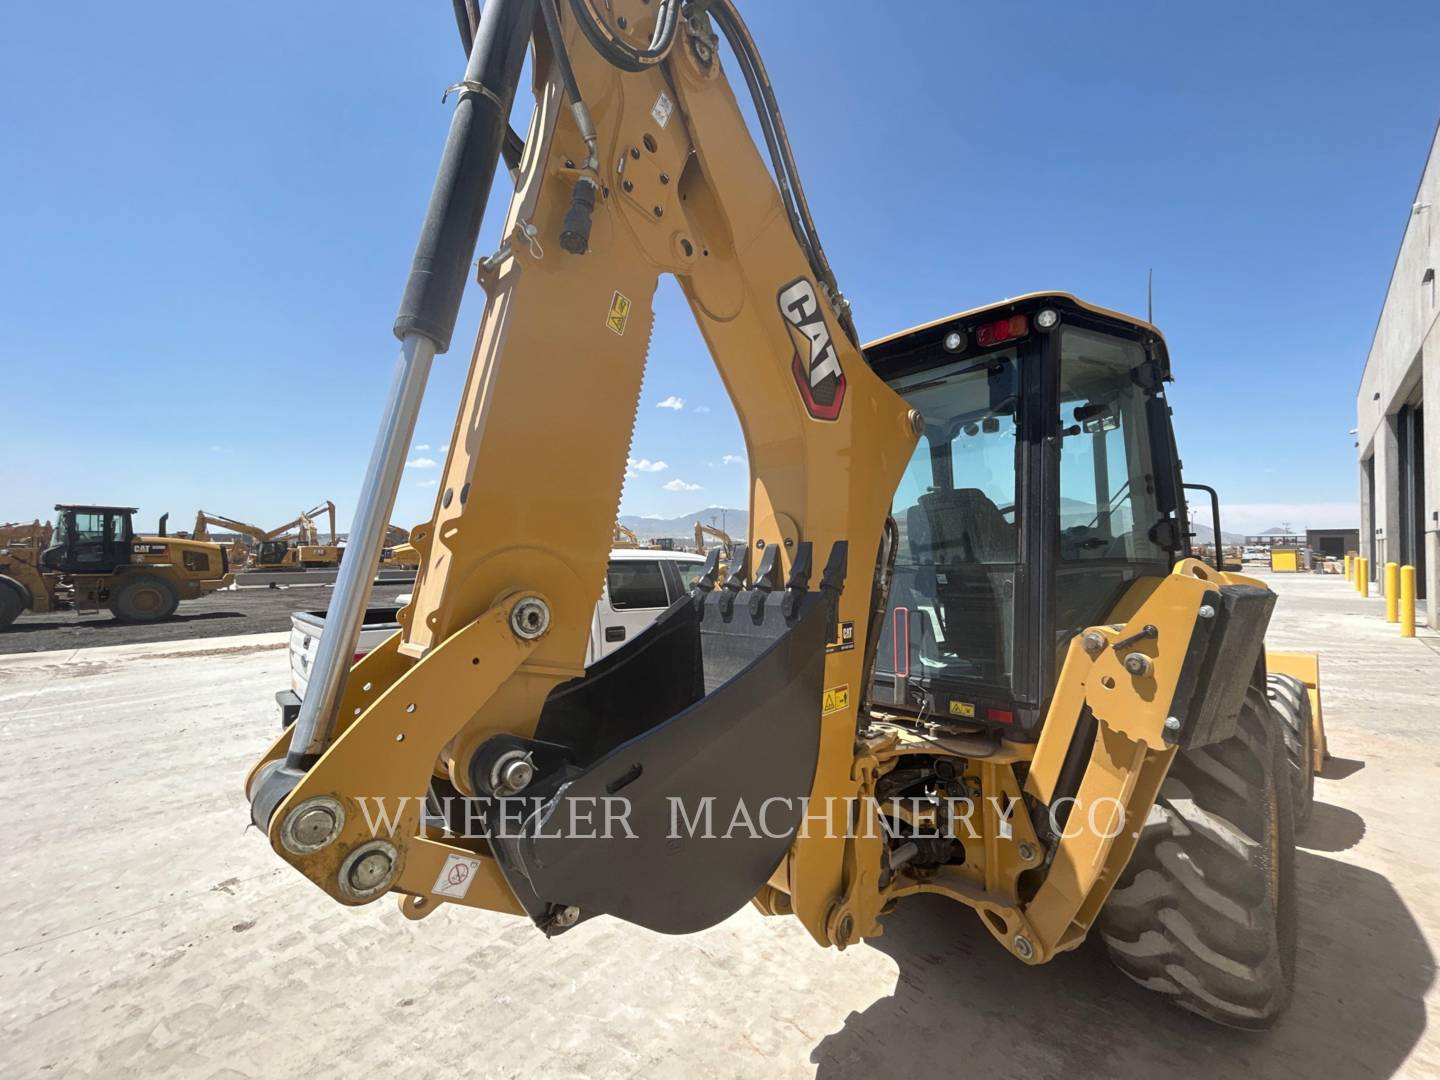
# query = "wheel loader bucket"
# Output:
<box><xmin>482</xmin><ymin>543</ymin><xmax>843</xmax><ymax>935</ymax></box>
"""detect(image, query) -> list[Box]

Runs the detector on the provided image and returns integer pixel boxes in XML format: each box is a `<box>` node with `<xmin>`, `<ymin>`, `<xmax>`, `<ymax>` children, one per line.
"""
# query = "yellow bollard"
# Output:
<box><xmin>1344</xmin><ymin>554</ymin><xmax>1353</xmax><ymax>581</ymax></box>
<box><xmin>1385</xmin><ymin>562</ymin><xmax>1399</xmax><ymax>622</ymax></box>
<box><xmin>1358</xmin><ymin>558</ymin><xmax>1369</xmax><ymax>598</ymax></box>
<box><xmin>1400</xmin><ymin>565</ymin><xmax>1416</xmax><ymax>638</ymax></box>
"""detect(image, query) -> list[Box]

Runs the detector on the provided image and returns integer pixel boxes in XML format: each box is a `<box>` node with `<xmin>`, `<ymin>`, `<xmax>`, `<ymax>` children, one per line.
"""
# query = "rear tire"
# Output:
<box><xmin>1099</xmin><ymin>686</ymin><xmax>1297</xmax><ymax>1028</ymax></box>
<box><xmin>109</xmin><ymin>576</ymin><xmax>180</xmax><ymax>623</ymax></box>
<box><xmin>1266</xmin><ymin>673</ymin><xmax>1315</xmax><ymax>827</ymax></box>
<box><xmin>0</xmin><ymin>583</ymin><xmax>25</xmax><ymax>629</ymax></box>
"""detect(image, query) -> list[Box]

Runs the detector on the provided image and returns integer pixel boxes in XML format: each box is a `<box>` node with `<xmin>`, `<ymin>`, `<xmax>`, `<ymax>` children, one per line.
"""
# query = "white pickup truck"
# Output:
<box><xmin>278</xmin><ymin>548</ymin><xmax>706</xmax><ymax>726</ymax></box>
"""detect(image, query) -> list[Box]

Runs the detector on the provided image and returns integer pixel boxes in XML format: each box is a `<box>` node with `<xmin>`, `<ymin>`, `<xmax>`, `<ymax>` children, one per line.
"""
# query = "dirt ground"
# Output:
<box><xmin>0</xmin><ymin>576</ymin><xmax>414</xmax><ymax>655</ymax></box>
<box><xmin>0</xmin><ymin>571</ymin><xmax>1436</xmax><ymax>1078</ymax></box>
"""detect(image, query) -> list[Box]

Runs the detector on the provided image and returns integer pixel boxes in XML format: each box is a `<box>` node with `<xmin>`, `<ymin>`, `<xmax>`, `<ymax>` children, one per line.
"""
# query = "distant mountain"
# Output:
<box><xmin>1189</xmin><ymin>522</ymin><xmax>1248</xmax><ymax>546</ymax></box>
<box><xmin>619</xmin><ymin>506</ymin><xmax>748</xmax><ymax>542</ymax></box>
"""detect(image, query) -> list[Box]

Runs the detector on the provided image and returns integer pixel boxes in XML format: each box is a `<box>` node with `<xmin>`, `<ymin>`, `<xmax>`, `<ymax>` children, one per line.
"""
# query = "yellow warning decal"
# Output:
<box><xmin>948</xmin><ymin>700</ymin><xmax>976</xmax><ymax>718</ymax></box>
<box><xmin>606</xmin><ymin>290</ymin><xmax>632</xmax><ymax>336</ymax></box>
<box><xmin>821</xmin><ymin>684</ymin><xmax>850</xmax><ymax>716</ymax></box>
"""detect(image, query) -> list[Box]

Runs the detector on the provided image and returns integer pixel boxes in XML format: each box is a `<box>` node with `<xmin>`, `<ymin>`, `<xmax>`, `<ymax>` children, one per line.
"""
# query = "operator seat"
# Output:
<box><xmin>907</xmin><ymin>489</ymin><xmax>1015</xmax><ymax>682</ymax></box>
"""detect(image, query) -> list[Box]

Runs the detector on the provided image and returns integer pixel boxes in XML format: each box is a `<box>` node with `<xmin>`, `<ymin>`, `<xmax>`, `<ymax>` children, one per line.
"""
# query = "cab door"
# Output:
<box><xmin>56</xmin><ymin>510</ymin><xmax>132</xmax><ymax>575</ymax></box>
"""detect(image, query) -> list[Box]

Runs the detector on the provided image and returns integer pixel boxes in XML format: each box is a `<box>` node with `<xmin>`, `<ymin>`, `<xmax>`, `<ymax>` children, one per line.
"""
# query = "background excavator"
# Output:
<box><xmin>246</xmin><ymin>0</ymin><xmax>1325</xmax><ymax>1029</ymax></box>
<box><xmin>2</xmin><ymin>506</ymin><xmax>232</xmax><ymax>627</ymax></box>
<box><xmin>253</xmin><ymin>501</ymin><xmax>343</xmax><ymax>570</ymax></box>
<box><xmin>692</xmin><ymin>520</ymin><xmax>736</xmax><ymax>571</ymax></box>
<box><xmin>191</xmin><ymin>511</ymin><xmax>269</xmax><ymax>568</ymax></box>
<box><xmin>192</xmin><ymin>502</ymin><xmax>342</xmax><ymax>569</ymax></box>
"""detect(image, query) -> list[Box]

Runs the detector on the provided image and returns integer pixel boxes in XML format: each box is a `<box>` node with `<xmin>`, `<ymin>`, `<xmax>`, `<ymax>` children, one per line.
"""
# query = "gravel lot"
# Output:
<box><xmin>0</xmin><ymin>575</ymin><xmax>415</xmax><ymax>655</ymax></box>
<box><xmin>1</xmin><ymin>572</ymin><xmax>1437</xmax><ymax>1077</ymax></box>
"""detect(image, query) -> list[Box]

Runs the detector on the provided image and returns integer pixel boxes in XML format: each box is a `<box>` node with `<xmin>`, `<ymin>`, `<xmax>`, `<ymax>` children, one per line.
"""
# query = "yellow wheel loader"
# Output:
<box><xmin>245</xmin><ymin>0</ymin><xmax>1325</xmax><ymax>1029</ymax></box>
<box><xmin>0</xmin><ymin>506</ymin><xmax>233</xmax><ymax>628</ymax></box>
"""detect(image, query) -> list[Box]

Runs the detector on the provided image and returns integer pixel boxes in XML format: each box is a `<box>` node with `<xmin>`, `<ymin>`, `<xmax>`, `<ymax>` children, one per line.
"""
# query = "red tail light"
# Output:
<box><xmin>975</xmin><ymin>314</ymin><xmax>1028</xmax><ymax>348</ymax></box>
<box><xmin>353</xmin><ymin>652</ymin><xmax>368</xmax><ymax>663</ymax></box>
<box><xmin>987</xmin><ymin>707</ymin><xmax>1014</xmax><ymax>725</ymax></box>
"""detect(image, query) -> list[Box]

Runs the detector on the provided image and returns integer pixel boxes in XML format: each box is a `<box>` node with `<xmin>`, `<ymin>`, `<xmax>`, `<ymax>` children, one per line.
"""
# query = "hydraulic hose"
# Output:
<box><xmin>706</xmin><ymin>1</ymin><xmax>856</xmax><ymax>346</ymax></box>
<box><xmin>541</xmin><ymin>0</ymin><xmax>602</xmax><ymax>253</ymax></box>
<box><xmin>567</xmin><ymin>0</ymin><xmax>682</xmax><ymax>71</ymax></box>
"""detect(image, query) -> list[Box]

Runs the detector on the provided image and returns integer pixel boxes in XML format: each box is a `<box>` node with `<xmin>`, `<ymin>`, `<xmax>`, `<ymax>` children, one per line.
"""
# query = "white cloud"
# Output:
<box><xmin>694</xmin><ymin>405</ymin><xmax>711</xmax><ymax>414</ymax></box>
<box><xmin>663</xmin><ymin>478</ymin><xmax>702</xmax><ymax>492</ymax></box>
<box><xmin>413</xmin><ymin>443</ymin><xmax>431</xmax><ymax>451</ymax></box>
<box><xmin>656</xmin><ymin>396</ymin><xmax>685</xmax><ymax>410</ymax></box>
<box><xmin>439</xmin><ymin>443</ymin><xmax>450</xmax><ymax>453</ymax></box>
<box><xmin>721</xmin><ymin>454</ymin><xmax>744</xmax><ymax>465</ymax></box>
<box><xmin>405</xmin><ymin>456</ymin><xmax>437</xmax><ymax>469</ymax></box>
<box><xmin>627</xmin><ymin>457</ymin><xmax>669</xmax><ymax>473</ymax></box>
<box><xmin>417</xmin><ymin>479</ymin><xmax>438</xmax><ymax>488</ymax></box>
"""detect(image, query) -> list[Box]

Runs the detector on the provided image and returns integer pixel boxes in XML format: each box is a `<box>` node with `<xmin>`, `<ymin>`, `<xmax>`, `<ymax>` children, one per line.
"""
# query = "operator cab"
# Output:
<box><xmin>42</xmin><ymin>505</ymin><xmax>137</xmax><ymax>576</ymax></box>
<box><xmin>866</xmin><ymin>294</ymin><xmax>1187</xmax><ymax>736</ymax></box>
<box><xmin>256</xmin><ymin>539</ymin><xmax>291</xmax><ymax>566</ymax></box>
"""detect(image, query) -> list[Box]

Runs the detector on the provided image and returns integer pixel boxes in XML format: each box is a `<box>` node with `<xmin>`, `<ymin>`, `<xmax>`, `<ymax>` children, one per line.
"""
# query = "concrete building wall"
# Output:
<box><xmin>1357</xmin><ymin>121</ymin><xmax>1440</xmax><ymax>626</ymax></box>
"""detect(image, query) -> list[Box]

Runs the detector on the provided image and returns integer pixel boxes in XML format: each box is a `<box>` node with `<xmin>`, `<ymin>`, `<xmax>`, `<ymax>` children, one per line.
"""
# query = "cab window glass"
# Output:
<box><xmin>73</xmin><ymin>513</ymin><xmax>105</xmax><ymax>543</ymax></box>
<box><xmin>1057</xmin><ymin>328</ymin><xmax>1166</xmax><ymax>564</ymax></box>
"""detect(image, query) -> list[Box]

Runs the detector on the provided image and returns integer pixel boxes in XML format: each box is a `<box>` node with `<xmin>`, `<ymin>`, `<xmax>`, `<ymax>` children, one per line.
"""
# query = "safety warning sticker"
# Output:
<box><xmin>651</xmin><ymin>92</ymin><xmax>673</xmax><ymax>129</ymax></box>
<box><xmin>607</xmin><ymin>290</ymin><xmax>632</xmax><ymax>336</ymax></box>
<box><xmin>948</xmin><ymin>700</ymin><xmax>976</xmax><ymax>718</ymax></box>
<box><xmin>821</xmin><ymin>684</ymin><xmax>850</xmax><ymax>716</ymax></box>
<box><xmin>432</xmin><ymin>853</ymin><xmax>481</xmax><ymax>900</ymax></box>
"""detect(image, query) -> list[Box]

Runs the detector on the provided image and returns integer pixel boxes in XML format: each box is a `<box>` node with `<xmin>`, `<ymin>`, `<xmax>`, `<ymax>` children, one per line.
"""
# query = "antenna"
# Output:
<box><xmin>1147</xmin><ymin>268</ymin><xmax>1153</xmax><ymax>324</ymax></box>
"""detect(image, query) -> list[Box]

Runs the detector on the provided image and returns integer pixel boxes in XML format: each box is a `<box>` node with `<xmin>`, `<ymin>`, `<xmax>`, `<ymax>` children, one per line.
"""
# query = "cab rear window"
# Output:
<box><xmin>607</xmin><ymin>561</ymin><xmax>668</xmax><ymax>609</ymax></box>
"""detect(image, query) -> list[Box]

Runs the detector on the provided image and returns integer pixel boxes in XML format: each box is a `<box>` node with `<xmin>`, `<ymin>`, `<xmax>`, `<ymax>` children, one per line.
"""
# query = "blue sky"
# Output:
<box><xmin>3</xmin><ymin>2</ymin><xmax>1436</xmax><ymax>534</ymax></box>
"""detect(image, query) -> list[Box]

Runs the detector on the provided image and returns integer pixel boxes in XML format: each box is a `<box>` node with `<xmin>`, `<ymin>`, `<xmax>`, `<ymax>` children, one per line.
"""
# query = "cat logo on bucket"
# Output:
<box><xmin>777</xmin><ymin>277</ymin><xmax>846</xmax><ymax>420</ymax></box>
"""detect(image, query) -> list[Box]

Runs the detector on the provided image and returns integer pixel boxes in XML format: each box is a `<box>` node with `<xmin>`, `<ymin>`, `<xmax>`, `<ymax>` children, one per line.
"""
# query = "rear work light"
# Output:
<box><xmin>974</xmin><ymin>314</ymin><xmax>1029</xmax><ymax>348</ymax></box>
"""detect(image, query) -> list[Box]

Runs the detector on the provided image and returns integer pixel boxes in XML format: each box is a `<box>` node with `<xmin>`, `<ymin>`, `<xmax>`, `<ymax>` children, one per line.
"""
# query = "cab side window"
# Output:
<box><xmin>606</xmin><ymin>560</ymin><xmax>669</xmax><ymax>609</ymax></box>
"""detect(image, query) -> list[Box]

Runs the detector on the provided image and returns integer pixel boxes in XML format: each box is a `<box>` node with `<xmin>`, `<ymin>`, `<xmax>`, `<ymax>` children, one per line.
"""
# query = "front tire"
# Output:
<box><xmin>0</xmin><ymin>583</ymin><xmax>25</xmax><ymax>629</ymax></box>
<box><xmin>1099</xmin><ymin>686</ymin><xmax>1297</xmax><ymax>1028</ymax></box>
<box><xmin>109</xmin><ymin>576</ymin><xmax>180</xmax><ymax>623</ymax></box>
<box><xmin>1267</xmin><ymin>673</ymin><xmax>1315</xmax><ymax>827</ymax></box>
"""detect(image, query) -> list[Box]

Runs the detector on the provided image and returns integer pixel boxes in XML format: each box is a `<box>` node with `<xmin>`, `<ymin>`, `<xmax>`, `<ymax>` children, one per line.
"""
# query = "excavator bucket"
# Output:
<box><xmin>481</xmin><ymin>544</ymin><xmax>843</xmax><ymax>934</ymax></box>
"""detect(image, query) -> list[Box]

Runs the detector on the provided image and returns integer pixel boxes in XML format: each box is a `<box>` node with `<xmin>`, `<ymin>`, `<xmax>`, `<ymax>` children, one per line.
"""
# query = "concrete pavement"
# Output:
<box><xmin>0</xmin><ymin>572</ymin><xmax>1436</xmax><ymax>1078</ymax></box>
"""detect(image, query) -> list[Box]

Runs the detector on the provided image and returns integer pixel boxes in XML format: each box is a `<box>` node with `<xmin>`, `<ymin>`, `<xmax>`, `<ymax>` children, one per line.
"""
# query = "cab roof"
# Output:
<box><xmin>865</xmin><ymin>291</ymin><xmax>1171</xmax><ymax>377</ymax></box>
<box><xmin>54</xmin><ymin>504</ymin><xmax>139</xmax><ymax>513</ymax></box>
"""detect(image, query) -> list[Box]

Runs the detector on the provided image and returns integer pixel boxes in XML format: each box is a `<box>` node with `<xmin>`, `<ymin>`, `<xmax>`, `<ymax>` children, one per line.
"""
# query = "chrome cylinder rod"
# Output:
<box><xmin>285</xmin><ymin>332</ymin><xmax>436</xmax><ymax>766</ymax></box>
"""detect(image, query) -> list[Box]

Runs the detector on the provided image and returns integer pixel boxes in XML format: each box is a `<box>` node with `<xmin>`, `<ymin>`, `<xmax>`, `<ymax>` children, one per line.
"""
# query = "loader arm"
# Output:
<box><xmin>247</xmin><ymin>0</ymin><xmax>918</xmax><ymax>942</ymax></box>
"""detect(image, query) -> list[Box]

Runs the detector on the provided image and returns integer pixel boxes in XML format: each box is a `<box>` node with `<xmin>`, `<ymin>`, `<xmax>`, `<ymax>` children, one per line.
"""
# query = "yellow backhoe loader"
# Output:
<box><xmin>246</xmin><ymin>0</ymin><xmax>1325</xmax><ymax>1029</ymax></box>
<box><xmin>1</xmin><ymin>506</ymin><xmax>232</xmax><ymax>627</ymax></box>
<box><xmin>612</xmin><ymin>522</ymin><xmax>641</xmax><ymax>548</ymax></box>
